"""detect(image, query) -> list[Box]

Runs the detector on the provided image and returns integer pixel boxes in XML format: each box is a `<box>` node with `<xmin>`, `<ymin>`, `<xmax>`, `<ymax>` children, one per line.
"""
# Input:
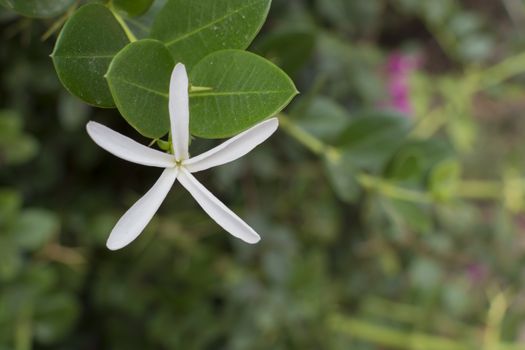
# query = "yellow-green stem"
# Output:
<box><xmin>278</xmin><ymin>114</ymin><xmax>340</xmax><ymax>162</ymax></box>
<box><xmin>110</xmin><ymin>6</ymin><xmax>137</xmax><ymax>42</ymax></box>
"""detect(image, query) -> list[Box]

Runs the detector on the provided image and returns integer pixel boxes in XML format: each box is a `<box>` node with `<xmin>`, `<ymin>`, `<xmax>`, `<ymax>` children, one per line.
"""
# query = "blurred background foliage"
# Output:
<box><xmin>3</xmin><ymin>0</ymin><xmax>525</xmax><ymax>349</ymax></box>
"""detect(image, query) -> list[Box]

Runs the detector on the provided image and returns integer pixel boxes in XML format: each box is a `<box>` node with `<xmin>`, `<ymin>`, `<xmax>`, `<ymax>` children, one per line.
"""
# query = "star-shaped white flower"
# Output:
<box><xmin>86</xmin><ymin>63</ymin><xmax>278</xmax><ymax>250</ymax></box>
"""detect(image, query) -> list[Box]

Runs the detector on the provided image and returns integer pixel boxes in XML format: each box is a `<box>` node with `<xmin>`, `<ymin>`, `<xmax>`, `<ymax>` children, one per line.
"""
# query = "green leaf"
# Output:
<box><xmin>11</xmin><ymin>209</ymin><xmax>59</xmax><ymax>250</ymax></box>
<box><xmin>107</xmin><ymin>46</ymin><xmax>297</xmax><ymax>139</ymax></box>
<box><xmin>0</xmin><ymin>0</ymin><xmax>74</xmax><ymax>18</ymax></box>
<box><xmin>336</xmin><ymin>112</ymin><xmax>410</xmax><ymax>171</ymax></box>
<box><xmin>0</xmin><ymin>110</ymin><xmax>38</xmax><ymax>165</ymax></box>
<box><xmin>150</xmin><ymin>0</ymin><xmax>271</xmax><ymax>68</ymax></box>
<box><xmin>106</xmin><ymin>39</ymin><xmax>173</xmax><ymax>138</ymax></box>
<box><xmin>293</xmin><ymin>97</ymin><xmax>351</xmax><ymax>142</ymax></box>
<box><xmin>0</xmin><ymin>189</ymin><xmax>21</xmax><ymax>223</ymax></box>
<box><xmin>385</xmin><ymin>139</ymin><xmax>452</xmax><ymax>182</ymax></box>
<box><xmin>254</xmin><ymin>29</ymin><xmax>316</xmax><ymax>76</ymax></box>
<box><xmin>324</xmin><ymin>152</ymin><xmax>360</xmax><ymax>203</ymax></box>
<box><xmin>189</xmin><ymin>50</ymin><xmax>298</xmax><ymax>138</ymax></box>
<box><xmin>429</xmin><ymin>159</ymin><xmax>461</xmax><ymax>202</ymax></box>
<box><xmin>112</xmin><ymin>0</ymin><xmax>153</xmax><ymax>17</ymax></box>
<box><xmin>34</xmin><ymin>293</ymin><xmax>79</xmax><ymax>344</ymax></box>
<box><xmin>51</xmin><ymin>4</ymin><xmax>129</xmax><ymax>107</ymax></box>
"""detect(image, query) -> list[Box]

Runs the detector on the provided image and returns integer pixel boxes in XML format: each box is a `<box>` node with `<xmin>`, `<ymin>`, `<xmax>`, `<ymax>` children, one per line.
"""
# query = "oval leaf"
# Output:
<box><xmin>51</xmin><ymin>4</ymin><xmax>129</xmax><ymax>107</ymax></box>
<box><xmin>106</xmin><ymin>39</ymin><xmax>173</xmax><ymax>138</ymax></box>
<box><xmin>150</xmin><ymin>0</ymin><xmax>271</xmax><ymax>68</ymax></box>
<box><xmin>0</xmin><ymin>0</ymin><xmax>74</xmax><ymax>18</ymax></box>
<box><xmin>189</xmin><ymin>50</ymin><xmax>298</xmax><ymax>138</ymax></box>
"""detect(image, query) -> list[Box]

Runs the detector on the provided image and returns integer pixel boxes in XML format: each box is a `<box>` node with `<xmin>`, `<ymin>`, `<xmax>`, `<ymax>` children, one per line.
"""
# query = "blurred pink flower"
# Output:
<box><xmin>381</xmin><ymin>52</ymin><xmax>421</xmax><ymax>116</ymax></box>
<box><xmin>466</xmin><ymin>263</ymin><xmax>488</xmax><ymax>285</ymax></box>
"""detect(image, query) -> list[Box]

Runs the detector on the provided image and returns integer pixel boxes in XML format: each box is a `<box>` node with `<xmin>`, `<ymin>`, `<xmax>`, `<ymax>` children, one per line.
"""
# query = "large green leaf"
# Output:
<box><xmin>51</xmin><ymin>4</ymin><xmax>129</xmax><ymax>108</ymax></box>
<box><xmin>189</xmin><ymin>50</ymin><xmax>297</xmax><ymax>138</ymax></box>
<box><xmin>150</xmin><ymin>0</ymin><xmax>271</xmax><ymax>68</ymax></box>
<box><xmin>0</xmin><ymin>0</ymin><xmax>74</xmax><ymax>18</ymax></box>
<box><xmin>107</xmin><ymin>44</ymin><xmax>296</xmax><ymax>139</ymax></box>
<box><xmin>106</xmin><ymin>39</ymin><xmax>173</xmax><ymax>138</ymax></box>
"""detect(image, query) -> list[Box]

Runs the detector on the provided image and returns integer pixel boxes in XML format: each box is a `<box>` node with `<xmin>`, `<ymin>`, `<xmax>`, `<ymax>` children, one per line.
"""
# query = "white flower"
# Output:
<box><xmin>86</xmin><ymin>63</ymin><xmax>278</xmax><ymax>250</ymax></box>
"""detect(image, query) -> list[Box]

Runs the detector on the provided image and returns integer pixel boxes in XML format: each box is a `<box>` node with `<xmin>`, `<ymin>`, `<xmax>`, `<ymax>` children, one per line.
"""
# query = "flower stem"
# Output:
<box><xmin>357</xmin><ymin>174</ymin><xmax>432</xmax><ymax>203</ymax></box>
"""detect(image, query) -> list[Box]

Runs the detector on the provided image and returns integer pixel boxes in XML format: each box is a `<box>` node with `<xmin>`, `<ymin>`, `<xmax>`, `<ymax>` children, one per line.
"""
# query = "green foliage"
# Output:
<box><xmin>106</xmin><ymin>39</ymin><xmax>173</xmax><ymax>138</ymax></box>
<box><xmin>150</xmin><ymin>0</ymin><xmax>271</xmax><ymax>68</ymax></box>
<box><xmin>190</xmin><ymin>50</ymin><xmax>297</xmax><ymax>138</ymax></box>
<box><xmin>46</xmin><ymin>0</ymin><xmax>291</xmax><ymax>139</ymax></box>
<box><xmin>51</xmin><ymin>4</ymin><xmax>130</xmax><ymax>108</ymax></box>
<box><xmin>4</xmin><ymin>0</ymin><xmax>525</xmax><ymax>349</ymax></box>
<box><xmin>107</xmin><ymin>43</ymin><xmax>297</xmax><ymax>138</ymax></box>
<box><xmin>0</xmin><ymin>110</ymin><xmax>37</xmax><ymax>165</ymax></box>
<box><xmin>254</xmin><ymin>29</ymin><xmax>316</xmax><ymax>76</ymax></box>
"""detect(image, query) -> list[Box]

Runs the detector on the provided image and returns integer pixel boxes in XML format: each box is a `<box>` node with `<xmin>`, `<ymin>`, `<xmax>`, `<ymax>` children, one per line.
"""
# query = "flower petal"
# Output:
<box><xmin>169</xmin><ymin>63</ymin><xmax>190</xmax><ymax>161</ymax></box>
<box><xmin>178</xmin><ymin>168</ymin><xmax>260</xmax><ymax>244</ymax></box>
<box><xmin>184</xmin><ymin>118</ymin><xmax>278</xmax><ymax>173</ymax></box>
<box><xmin>106</xmin><ymin>167</ymin><xmax>178</xmax><ymax>250</ymax></box>
<box><xmin>86</xmin><ymin>121</ymin><xmax>175</xmax><ymax>168</ymax></box>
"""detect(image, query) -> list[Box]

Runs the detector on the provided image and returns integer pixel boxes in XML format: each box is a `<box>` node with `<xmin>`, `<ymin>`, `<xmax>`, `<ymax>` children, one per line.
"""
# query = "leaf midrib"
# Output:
<box><xmin>107</xmin><ymin>75</ymin><xmax>294</xmax><ymax>99</ymax></box>
<box><xmin>107</xmin><ymin>75</ymin><xmax>169</xmax><ymax>98</ymax></box>
<box><xmin>163</xmin><ymin>0</ymin><xmax>265</xmax><ymax>48</ymax></box>
<box><xmin>189</xmin><ymin>90</ymin><xmax>294</xmax><ymax>98</ymax></box>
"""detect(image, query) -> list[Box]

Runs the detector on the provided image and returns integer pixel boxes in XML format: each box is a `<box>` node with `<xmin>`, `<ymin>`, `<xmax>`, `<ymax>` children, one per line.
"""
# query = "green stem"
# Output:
<box><xmin>278</xmin><ymin>114</ymin><xmax>340</xmax><ymax>162</ymax></box>
<box><xmin>15</xmin><ymin>304</ymin><xmax>32</xmax><ymax>350</ymax></box>
<box><xmin>475</xmin><ymin>51</ymin><xmax>525</xmax><ymax>91</ymax></box>
<box><xmin>357</xmin><ymin>174</ymin><xmax>432</xmax><ymax>203</ymax></box>
<box><xmin>278</xmin><ymin>114</ymin><xmax>514</xmax><ymax>204</ymax></box>
<box><xmin>330</xmin><ymin>314</ymin><xmax>523</xmax><ymax>350</ymax></box>
<box><xmin>456</xmin><ymin>180</ymin><xmax>502</xmax><ymax>199</ymax></box>
<box><xmin>109</xmin><ymin>5</ymin><xmax>137</xmax><ymax>42</ymax></box>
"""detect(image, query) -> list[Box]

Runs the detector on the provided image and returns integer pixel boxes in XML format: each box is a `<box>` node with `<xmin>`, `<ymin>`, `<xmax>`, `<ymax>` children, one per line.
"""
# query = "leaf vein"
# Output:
<box><xmin>164</xmin><ymin>0</ymin><xmax>265</xmax><ymax>48</ymax></box>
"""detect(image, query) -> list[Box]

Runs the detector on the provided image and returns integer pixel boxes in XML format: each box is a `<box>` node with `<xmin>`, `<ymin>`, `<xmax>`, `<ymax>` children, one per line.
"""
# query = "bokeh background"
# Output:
<box><xmin>3</xmin><ymin>0</ymin><xmax>525</xmax><ymax>349</ymax></box>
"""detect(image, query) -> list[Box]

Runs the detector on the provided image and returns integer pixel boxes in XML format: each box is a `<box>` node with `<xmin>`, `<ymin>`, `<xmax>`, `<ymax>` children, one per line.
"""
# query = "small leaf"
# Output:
<box><xmin>11</xmin><ymin>209</ymin><xmax>59</xmax><ymax>250</ymax></box>
<box><xmin>34</xmin><ymin>293</ymin><xmax>79</xmax><ymax>344</ymax></box>
<box><xmin>324</xmin><ymin>152</ymin><xmax>360</xmax><ymax>203</ymax></box>
<box><xmin>51</xmin><ymin>4</ymin><xmax>129</xmax><ymax>107</ymax></box>
<box><xmin>106</xmin><ymin>39</ymin><xmax>173</xmax><ymax>138</ymax></box>
<box><xmin>385</xmin><ymin>139</ymin><xmax>452</xmax><ymax>182</ymax></box>
<box><xmin>0</xmin><ymin>189</ymin><xmax>22</xmax><ymax>223</ymax></box>
<box><xmin>429</xmin><ymin>159</ymin><xmax>461</xmax><ymax>202</ymax></box>
<box><xmin>254</xmin><ymin>29</ymin><xmax>316</xmax><ymax>76</ymax></box>
<box><xmin>190</xmin><ymin>50</ymin><xmax>298</xmax><ymax>138</ymax></box>
<box><xmin>150</xmin><ymin>0</ymin><xmax>271</xmax><ymax>68</ymax></box>
<box><xmin>336</xmin><ymin>111</ymin><xmax>410</xmax><ymax>171</ymax></box>
<box><xmin>0</xmin><ymin>0</ymin><xmax>74</xmax><ymax>18</ymax></box>
<box><xmin>112</xmin><ymin>0</ymin><xmax>153</xmax><ymax>17</ymax></box>
<box><xmin>292</xmin><ymin>97</ymin><xmax>351</xmax><ymax>142</ymax></box>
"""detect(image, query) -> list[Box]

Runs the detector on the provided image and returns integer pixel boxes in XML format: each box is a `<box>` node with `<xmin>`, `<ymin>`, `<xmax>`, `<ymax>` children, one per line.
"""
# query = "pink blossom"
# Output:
<box><xmin>381</xmin><ymin>52</ymin><xmax>421</xmax><ymax>116</ymax></box>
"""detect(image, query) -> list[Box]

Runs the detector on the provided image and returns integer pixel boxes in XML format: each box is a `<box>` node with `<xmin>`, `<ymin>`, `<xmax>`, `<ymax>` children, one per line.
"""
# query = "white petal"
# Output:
<box><xmin>178</xmin><ymin>168</ymin><xmax>260</xmax><ymax>244</ymax></box>
<box><xmin>86</xmin><ymin>121</ymin><xmax>175</xmax><ymax>168</ymax></box>
<box><xmin>184</xmin><ymin>118</ymin><xmax>279</xmax><ymax>173</ymax></box>
<box><xmin>106</xmin><ymin>167</ymin><xmax>178</xmax><ymax>250</ymax></box>
<box><xmin>169</xmin><ymin>63</ymin><xmax>190</xmax><ymax>161</ymax></box>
